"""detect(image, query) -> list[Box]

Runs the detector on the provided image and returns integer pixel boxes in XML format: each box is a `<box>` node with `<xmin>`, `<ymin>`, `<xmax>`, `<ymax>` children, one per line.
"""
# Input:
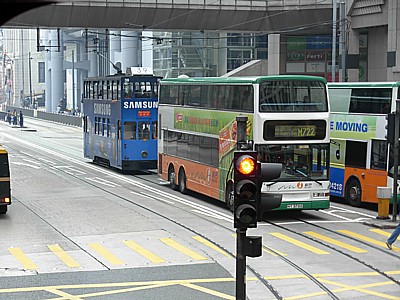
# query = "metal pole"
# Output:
<box><xmin>28</xmin><ymin>52</ymin><xmax>33</xmax><ymax>108</ymax></box>
<box><xmin>340</xmin><ymin>1</ymin><xmax>347</xmax><ymax>82</ymax></box>
<box><xmin>332</xmin><ymin>0</ymin><xmax>337</xmax><ymax>82</ymax></box>
<box><xmin>393</xmin><ymin>100</ymin><xmax>400</xmax><ymax>221</ymax></box>
<box><xmin>72</xmin><ymin>50</ymin><xmax>75</xmax><ymax>115</ymax></box>
<box><xmin>236</xmin><ymin>228</ymin><xmax>246</xmax><ymax>300</ymax></box>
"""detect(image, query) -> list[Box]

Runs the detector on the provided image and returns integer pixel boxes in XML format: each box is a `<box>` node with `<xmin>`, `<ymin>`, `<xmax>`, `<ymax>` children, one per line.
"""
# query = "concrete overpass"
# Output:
<box><xmin>4</xmin><ymin>0</ymin><xmax>333</xmax><ymax>34</ymax></box>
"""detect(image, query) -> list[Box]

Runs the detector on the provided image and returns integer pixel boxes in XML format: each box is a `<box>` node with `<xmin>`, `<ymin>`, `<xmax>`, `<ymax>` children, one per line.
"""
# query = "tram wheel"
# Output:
<box><xmin>168</xmin><ymin>166</ymin><xmax>178</xmax><ymax>190</ymax></box>
<box><xmin>345</xmin><ymin>178</ymin><xmax>362</xmax><ymax>207</ymax></box>
<box><xmin>178</xmin><ymin>168</ymin><xmax>188</xmax><ymax>194</ymax></box>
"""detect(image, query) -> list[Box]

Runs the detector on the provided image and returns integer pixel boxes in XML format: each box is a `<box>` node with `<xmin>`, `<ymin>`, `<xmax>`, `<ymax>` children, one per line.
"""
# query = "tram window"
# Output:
<box><xmin>99</xmin><ymin>81</ymin><xmax>105</xmax><ymax>99</ymax></box>
<box><xmin>106</xmin><ymin>119</ymin><xmax>111</xmax><ymax>137</ymax></box>
<box><xmin>124</xmin><ymin>82</ymin><xmax>133</xmax><ymax>98</ymax></box>
<box><xmin>152</xmin><ymin>121</ymin><xmax>157</xmax><ymax>139</ymax></box>
<box><xmin>94</xmin><ymin>117</ymin><xmax>98</xmax><ymax>134</ymax></box>
<box><xmin>102</xmin><ymin>118</ymin><xmax>106</xmax><ymax>136</ymax></box>
<box><xmin>124</xmin><ymin>122</ymin><xmax>136</xmax><ymax>140</ymax></box>
<box><xmin>371</xmin><ymin>140</ymin><xmax>388</xmax><ymax>170</ymax></box>
<box><xmin>138</xmin><ymin>122</ymin><xmax>151</xmax><ymax>140</ymax></box>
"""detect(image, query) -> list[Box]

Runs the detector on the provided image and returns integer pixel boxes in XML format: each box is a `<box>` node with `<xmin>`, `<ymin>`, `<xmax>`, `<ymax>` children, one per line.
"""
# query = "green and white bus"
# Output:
<box><xmin>158</xmin><ymin>75</ymin><xmax>330</xmax><ymax>211</ymax></box>
<box><xmin>328</xmin><ymin>82</ymin><xmax>400</xmax><ymax>206</ymax></box>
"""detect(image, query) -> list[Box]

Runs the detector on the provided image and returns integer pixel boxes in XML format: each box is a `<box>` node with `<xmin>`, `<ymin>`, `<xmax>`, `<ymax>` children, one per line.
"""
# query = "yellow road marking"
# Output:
<box><xmin>304</xmin><ymin>231</ymin><xmax>367</xmax><ymax>253</ymax></box>
<box><xmin>44</xmin><ymin>288</ymin><xmax>82</xmax><ymax>299</ymax></box>
<box><xmin>8</xmin><ymin>247</ymin><xmax>38</xmax><ymax>270</ymax></box>
<box><xmin>262</xmin><ymin>246</ymin><xmax>287</xmax><ymax>257</ymax></box>
<box><xmin>160</xmin><ymin>238</ymin><xmax>208</xmax><ymax>260</ymax></box>
<box><xmin>123</xmin><ymin>240</ymin><xmax>165</xmax><ymax>263</ymax></box>
<box><xmin>89</xmin><ymin>243</ymin><xmax>125</xmax><ymax>265</ymax></box>
<box><xmin>192</xmin><ymin>236</ymin><xmax>232</xmax><ymax>258</ymax></box>
<box><xmin>269</xmin><ymin>232</ymin><xmax>329</xmax><ymax>254</ymax></box>
<box><xmin>338</xmin><ymin>230</ymin><xmax>400</xmax><ymax>251</ymax></box>
<box><xmin>370</xmin><ymin>228</ymin><xmax>391</xmax><ymax>237</ymax></box>
<box><xmin>181</xmin><ymin>283</ymin><xmax>235</xmax><ymax>300</ymax></box>
<box><xmin>47</xmin><ymin>244</ymin><xmax>80</xmax><ymax>268</ymax></box>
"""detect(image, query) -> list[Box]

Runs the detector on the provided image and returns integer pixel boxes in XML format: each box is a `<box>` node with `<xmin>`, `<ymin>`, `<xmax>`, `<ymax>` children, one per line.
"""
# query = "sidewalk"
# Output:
<box><xmin>363</xmin><ymin>217</ymin><xmax>399</xmax><ymax>229</ymax></box>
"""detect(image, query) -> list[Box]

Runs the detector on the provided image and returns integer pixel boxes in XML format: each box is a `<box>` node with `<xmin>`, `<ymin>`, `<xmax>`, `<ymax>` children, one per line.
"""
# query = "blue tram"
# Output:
<box><xmin>83</xmin><ymin>68</ymin><xmax>161</xmax><ymax>171</ymax></box>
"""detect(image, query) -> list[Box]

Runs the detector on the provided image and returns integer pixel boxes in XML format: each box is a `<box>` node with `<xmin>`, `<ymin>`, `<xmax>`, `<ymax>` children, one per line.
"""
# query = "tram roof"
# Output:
<box><xmin>160</xmin><ymin>75</ymin><xmax>327</xmax><ymax>85</ymax></box>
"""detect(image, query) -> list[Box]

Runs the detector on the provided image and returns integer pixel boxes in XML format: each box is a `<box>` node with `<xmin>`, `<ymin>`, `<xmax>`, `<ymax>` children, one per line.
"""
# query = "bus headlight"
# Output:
<box><xmin>141</xmin><ymin>150</ymin><xmax>148</xmax><ymax>159</ymax></box>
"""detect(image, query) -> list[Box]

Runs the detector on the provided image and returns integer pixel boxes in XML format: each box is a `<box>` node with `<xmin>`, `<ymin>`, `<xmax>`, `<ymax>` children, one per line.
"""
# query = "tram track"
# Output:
<box><xmin>4</xmin><ymin>131</ymin><xmax>400</xmax><ymax>299</ymax></box>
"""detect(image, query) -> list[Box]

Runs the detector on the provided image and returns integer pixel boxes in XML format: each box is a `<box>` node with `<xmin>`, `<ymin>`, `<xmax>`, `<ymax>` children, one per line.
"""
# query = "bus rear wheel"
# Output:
<box><xmin>178</xmin><ymin>168</ymin><xmax>188</xmax><ymax>194</ymax></box>
<box><xmin>346</xmin><ymin>178</ymin><xmax>362</xmax><ymax>207</ymax></box>
<box><xmin>168</xmin><ymin>166</ymin><xmax>178</xmax><ymax>190</ymax></box>
<box><xmin>0</xmin><ymin>206</ymin><xmax>7</xmax><ymax>214</ymax></box>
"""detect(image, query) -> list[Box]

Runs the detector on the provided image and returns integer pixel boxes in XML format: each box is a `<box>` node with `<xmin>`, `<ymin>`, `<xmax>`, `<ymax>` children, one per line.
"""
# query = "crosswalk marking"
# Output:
<box><xmin>8</xmin><ymin>247</ymin><xmax>38</xmax><ymax>270</ymax></box>
<box><xmin>47</xmin><ymin>244</ymin><xmax>80</xmax><ymax>268</ymax></box>
<box><xmin>269</xmin><ymin>232</ymin><xmax>329</xmax><ymax>254</ymax></box>
<box><xmin>123</xmin><ymin>240</ymin><xmax>166</xmax><ymax>263</ymax></box>
<box><xmin>369</xmin><ymin>228</ymin><xmax>390</xmax><ymax>237</ymax></box>
<box><xmin>89</xmin><ymin>243</ymin><xmax>125</xmax><ymax>265</ymax></box>
<box><xmin>304</xmin><ymin>231</ymin><xmax>367</xmax><ymax>253</ymax></box>
<box><xmin>192</xmin><ymin>236</ymin><xmax>232</xmax><ymax>258</ymax></box>
<box><xmin>160</xmin><ymin>238</ymin><xmax>208</xmax><ymax>261</ymax></box>
<box><xmin>338</xmin><ymin>230</ymin><xmax>400</xmax><ymax>251</ymax></box>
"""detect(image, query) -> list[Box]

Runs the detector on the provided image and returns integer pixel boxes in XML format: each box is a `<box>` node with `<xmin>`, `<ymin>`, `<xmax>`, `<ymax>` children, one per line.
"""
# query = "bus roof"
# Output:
<box><xmin>328</xmin><ymin>82</ymin><xmax>400</xmax><ymax>88</ymax></box>
<box><xmin>161</xmin><ymin>75</ymin><xmax>327</xmax><ymax>85</ymax></box>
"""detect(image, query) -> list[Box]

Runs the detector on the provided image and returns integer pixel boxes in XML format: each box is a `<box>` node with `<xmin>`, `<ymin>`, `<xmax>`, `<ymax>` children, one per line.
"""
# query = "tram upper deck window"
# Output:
<box><xmin>124</xmin><ymin>82</ymin><xmax>133</xmax><ymax>98</ymax></box>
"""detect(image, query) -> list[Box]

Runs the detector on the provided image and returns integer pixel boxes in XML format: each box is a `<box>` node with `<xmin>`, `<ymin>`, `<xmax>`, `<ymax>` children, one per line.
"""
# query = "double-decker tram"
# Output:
<box><xmin>83</xmin><ymin>68</ymin><xmax>162</xmax><ymax>171</ymax></box>
<box><xmin>328</xmin><ymin>82</ymin><xmax>400</xmax><ymax>206</ymax></box>
<box><xmin>158</xmin><ymin>75</ymin><xmax>330</xmax><ymax>211</ymax></box>
<box><xmin>0</xmin><ymin>146</ymin><xmax>11</xmax><ymax>214</ymax></box>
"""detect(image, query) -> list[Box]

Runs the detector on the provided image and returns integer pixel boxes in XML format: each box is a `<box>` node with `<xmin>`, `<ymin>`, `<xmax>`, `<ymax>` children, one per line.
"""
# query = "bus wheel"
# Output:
<box><xmin>225</xmin><ymin>181</ymin><xmax>234</xmax><ymax>212</ymax></box>
<box><xmin>0</xmin><ymin>206</ymin><xmax>7</xmax><ymax>214</ymax></box>
<box><xmin>178</xmin><ymin>168</ymin><xmax>188</xmax><ymax>194</ymax></box>
<box><xmin>168</xmin><ymin>166</ymin><xmax>178</xmax><ymax>190</ymax></box>
<box><xmin>346</xmin><ymin>178</ymin><xmax>362</xmax><ymax>207</ymax></box>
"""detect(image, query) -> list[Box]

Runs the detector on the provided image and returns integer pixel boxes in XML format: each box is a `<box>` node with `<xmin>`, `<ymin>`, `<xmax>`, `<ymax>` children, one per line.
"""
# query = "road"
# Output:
<box><xmin>0</xmin><ymin>117</ymin><xmax>399</xmax><ymax>300</ymax></box>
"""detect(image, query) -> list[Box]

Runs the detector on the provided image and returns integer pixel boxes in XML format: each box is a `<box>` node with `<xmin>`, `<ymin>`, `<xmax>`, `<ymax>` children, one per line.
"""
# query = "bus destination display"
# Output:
<box><xmin>264</xmin><ymin>120</ymin><xmax>326</xmax><ymax>140</ymax></box>
<box><xmin>275</xmin><ymin>125</ymin><xmax>316</xmax><ymax>138</ymax></box>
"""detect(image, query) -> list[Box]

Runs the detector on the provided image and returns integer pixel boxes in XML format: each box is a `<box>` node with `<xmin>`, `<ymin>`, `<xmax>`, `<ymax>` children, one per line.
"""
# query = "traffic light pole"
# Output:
<box><xmin>236</xmin><ymin>228</ymin><xmax>247</xmax><ymax>300</ymax></box>
<box><xmin>393</xmin><ymin>100</ymin><xmax>400</xmax><ymax>221</ymax></box>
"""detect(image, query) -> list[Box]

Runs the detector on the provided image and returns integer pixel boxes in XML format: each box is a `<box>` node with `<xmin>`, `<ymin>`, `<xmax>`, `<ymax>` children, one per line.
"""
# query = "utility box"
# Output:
<box><xmin>376</xmin><ymin>187</ymin><xmax>391</xmax><ymax>220</ymax></box>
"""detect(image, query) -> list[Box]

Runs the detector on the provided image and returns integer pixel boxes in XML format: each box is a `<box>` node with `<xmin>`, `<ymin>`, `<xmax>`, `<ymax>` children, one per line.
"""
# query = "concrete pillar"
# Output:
<box><xmin>387</xmin><ymin>0</ymin><xmax>400</xmax><ymax>81</ymax></box>
<box><xmin>268</xmin><ymin>34</ymin><xmax>280</xmax><ymax>75</ymax></box>
<box><xmin>44</xmin><ymin>30</ymin><xmax>52</xmax><ymax>112</ymax></box>
<box><xmin>121</xmin><ymin>31</ymin><xmax>139</xmax><ymax>70</ymax></box>
<box><xmin>347</xmin><ymin>29</ymin><xmax>360</xmax><ymax>82</ymax></box>
<box><xmin>217</xmin><ymin>33</ymin><xmax>227</xmax><ymax>76</ymax></box>
<box><xmin>109</xmin><ymin>30</ymin><xmax>121</xmax><ymax>75</ymax></box>
<box><xmin>50</xmin><ymin>30</ymin><xmax>64</xmax><ymax>112</ymax></box>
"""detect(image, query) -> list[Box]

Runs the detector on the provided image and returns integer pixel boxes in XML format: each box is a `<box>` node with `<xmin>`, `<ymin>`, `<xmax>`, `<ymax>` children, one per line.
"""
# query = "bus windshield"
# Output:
<box><xmin>256</xmin><ymin>144</ymin><xmax>329</xmax><ymax>181</ymax></box>
<box><xmin>260</xmin><ymin>80</ymin><xmax>328</xmax><ymax>112</ymax></box>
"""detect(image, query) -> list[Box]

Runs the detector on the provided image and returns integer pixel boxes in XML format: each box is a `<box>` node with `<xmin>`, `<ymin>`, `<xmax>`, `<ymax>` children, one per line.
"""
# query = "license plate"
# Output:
<box><xmin>286</xmin><ymin>204</ymin><xmax>303</xmax><ymax>209</ymax></box>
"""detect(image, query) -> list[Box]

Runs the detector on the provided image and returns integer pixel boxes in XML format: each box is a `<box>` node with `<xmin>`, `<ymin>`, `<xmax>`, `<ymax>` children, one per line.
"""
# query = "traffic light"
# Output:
<box><xmin>386</xmin><ymin>113</ymin><xmax>396</xmax><ymax>144</ymax></box>
<box><xmin>233</xmin><ymin>151</ymin><xmax>259</xmax><ymax>228</ymax></box>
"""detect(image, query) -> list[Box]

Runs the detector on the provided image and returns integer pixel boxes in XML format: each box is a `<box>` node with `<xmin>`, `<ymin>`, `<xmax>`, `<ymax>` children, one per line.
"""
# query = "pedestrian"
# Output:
<box><xmin>19</xmin><ymin>111</ymin><xmax>23</xmax><ymax>127</ymax></box>
<box><xmin>12</xmin><ymin>109</ymin><xmax>17</xmax><ymax>125</ymax></box>
<box><xmin>6</xmin><ymin>110</ymin><xmax>11</xmax><ymax>125</ymax></box>
<box><xmin>386</xmin><ymin>222</ymin><xmax>400</xmax><ymax>249</ymax></box>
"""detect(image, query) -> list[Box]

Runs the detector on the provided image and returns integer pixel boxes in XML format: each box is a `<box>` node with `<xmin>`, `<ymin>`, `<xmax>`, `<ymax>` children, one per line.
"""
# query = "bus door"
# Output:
<box><xmin>0</xmin><ymin>148</ymin><xmax>11</xmax><ymax>214</ymax></box>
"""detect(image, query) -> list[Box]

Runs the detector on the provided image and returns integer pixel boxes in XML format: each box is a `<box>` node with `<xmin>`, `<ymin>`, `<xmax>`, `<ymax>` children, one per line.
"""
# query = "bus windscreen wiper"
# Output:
<box><xmin>295</xmin><ymin>169</ymin><xmax>323</xmax><ymax>186</ymax></box>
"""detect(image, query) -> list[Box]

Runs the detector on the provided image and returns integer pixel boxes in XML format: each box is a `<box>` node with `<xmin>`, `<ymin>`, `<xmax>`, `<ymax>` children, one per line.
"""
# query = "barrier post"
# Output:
<box><xmin>376</xmin><ymin>187</ymin><xmax>391</xmax><ymax>219</ymax></box>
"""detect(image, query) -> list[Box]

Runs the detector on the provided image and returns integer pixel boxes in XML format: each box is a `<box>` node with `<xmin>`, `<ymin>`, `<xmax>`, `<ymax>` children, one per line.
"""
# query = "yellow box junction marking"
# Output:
<box><xmin>47</xmin><ymin>244</ymin><xmax>80</xmax><ymax>268</ymax></box>
<box><xmin>192</xmin><ymin>236</ymin><xmax>232</xmax><ymax>258</ymax></box>
<box><xmin>123</xmin><ymin>240</ymin><xmax>166</xmax><ymax>263</ymax></box>
<box><xmin>338</xmin><ymin>230</ymin><xmax>400</xmax><ymax>251</ymax></box>
<box><xmin>8</xmin><ymin>247</ymin><xmax>38</xmax><ymax>270</ymax></box>
<box><xmin>304</xmin><ymin>231</ymin><xmax>367</xmax><ymax>253</ymax></box>
<box><xmin>89</xmin><ymin>243</ymin><xmax>125</xmax><ymax>265</ymax></box>
<box><xmin>269</xmin><ymin>232</ymin><xmax>329</xmax><ymax>254</ymax></box>
<box><xmin>160</xmin><ymin>238</ymin><xmax>208</xmax><ymax>260</ymax></box>
<box><xmin>181</xmin><ymin>283</ymin><xmax>235</xmax><ymax>300</ymax></box>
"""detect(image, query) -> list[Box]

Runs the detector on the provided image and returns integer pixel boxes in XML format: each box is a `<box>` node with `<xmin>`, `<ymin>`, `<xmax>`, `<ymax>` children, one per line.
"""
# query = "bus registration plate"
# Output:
<box><xmin>286</xmin><ymin>204</ymin><xmax>303</xmax><ymax>209</ymax></box>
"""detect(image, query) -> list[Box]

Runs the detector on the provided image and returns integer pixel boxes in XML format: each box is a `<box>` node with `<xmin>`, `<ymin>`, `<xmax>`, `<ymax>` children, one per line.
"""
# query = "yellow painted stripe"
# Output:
<box><xmin>160</xmin><ymin>238</ymin><xmax>208</xmax><ymax>260</ymax></box>
<box><xmin>338</xmin><ymin>230</ymin><xmax>400</xmax><ymax>252</ymax></box>
<box><xmin>304</xmin><ymin>231</ymin><xmax>367</xmax><ymax>253</ymax></box>
<box><xmin>270</xmin><ymin>232</ymin><xmax>329</xmax><ymax>254</ymax></box>
<box><xmin>192</xmin><ymin>236</ymin><xmax>231</xmax><ymax>258</ymax></box>
<box><xmin>8</xmin><ymin>247</ymin><xmax>38</xmax><ymax>270</ymax></box>
<box><xmin>47</xmin><ymin>244</ymin><xmax>80</xmax><ymax>268</ymax></box>
<box><xmin>89</xmin><ymin>243</ymin><xmax>125</xmax><ymax>265</ymax></box>
<box><xmin>181</xmin><ymin>283</ymin><xmax>235</xmax><ymax>300</ymax></box>
<box><xmin>369</xmin><ymin>228</ymin><xmax>391</xmax><ymax>237</ymax></box>
<box><xmin>123</xmin><ymin>240</ymin><xmax>165</xmax><ymax>263</ymax></box>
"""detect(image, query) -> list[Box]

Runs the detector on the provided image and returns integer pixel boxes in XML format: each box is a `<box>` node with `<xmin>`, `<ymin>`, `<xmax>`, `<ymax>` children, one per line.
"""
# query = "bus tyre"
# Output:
<box><xmin>346</xmin><ymin>178</ymin><xmax>362</xmax><ymax>207</ymax></box>
<box><xmin>0</xmin><ymin>206</ymin><xmax>7</xmax><ymax>214</ymax></box>
<box><xmin>178</xmin><ymin>168</ymin><xmax>188</xmax><ymax>194</ymax></box>
<box><xmin>168</xmin><ymin>166</ymin><xmax>178</xmax><ymax>190</ymax></box>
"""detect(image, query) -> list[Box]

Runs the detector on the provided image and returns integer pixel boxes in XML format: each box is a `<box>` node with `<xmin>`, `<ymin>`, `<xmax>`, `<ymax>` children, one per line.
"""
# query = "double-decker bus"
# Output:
<box><xmin>0</xmin><ymin>146</ymin><xmax>11</xmax><ymax>214</ymax></box>
<box><xmin>83</xmin><ymin>68</ymin><xmax>162</xmax><ymax>171</ymax></box>
<box><xmin>158</xmin><ymin>75</ymin><xmax>330</xmax><ymax>211</ymax></box>
<box><xmin>328</xmin><ymin>82</ymin><xmax>400</xmax><ymax>206</ymax></box>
